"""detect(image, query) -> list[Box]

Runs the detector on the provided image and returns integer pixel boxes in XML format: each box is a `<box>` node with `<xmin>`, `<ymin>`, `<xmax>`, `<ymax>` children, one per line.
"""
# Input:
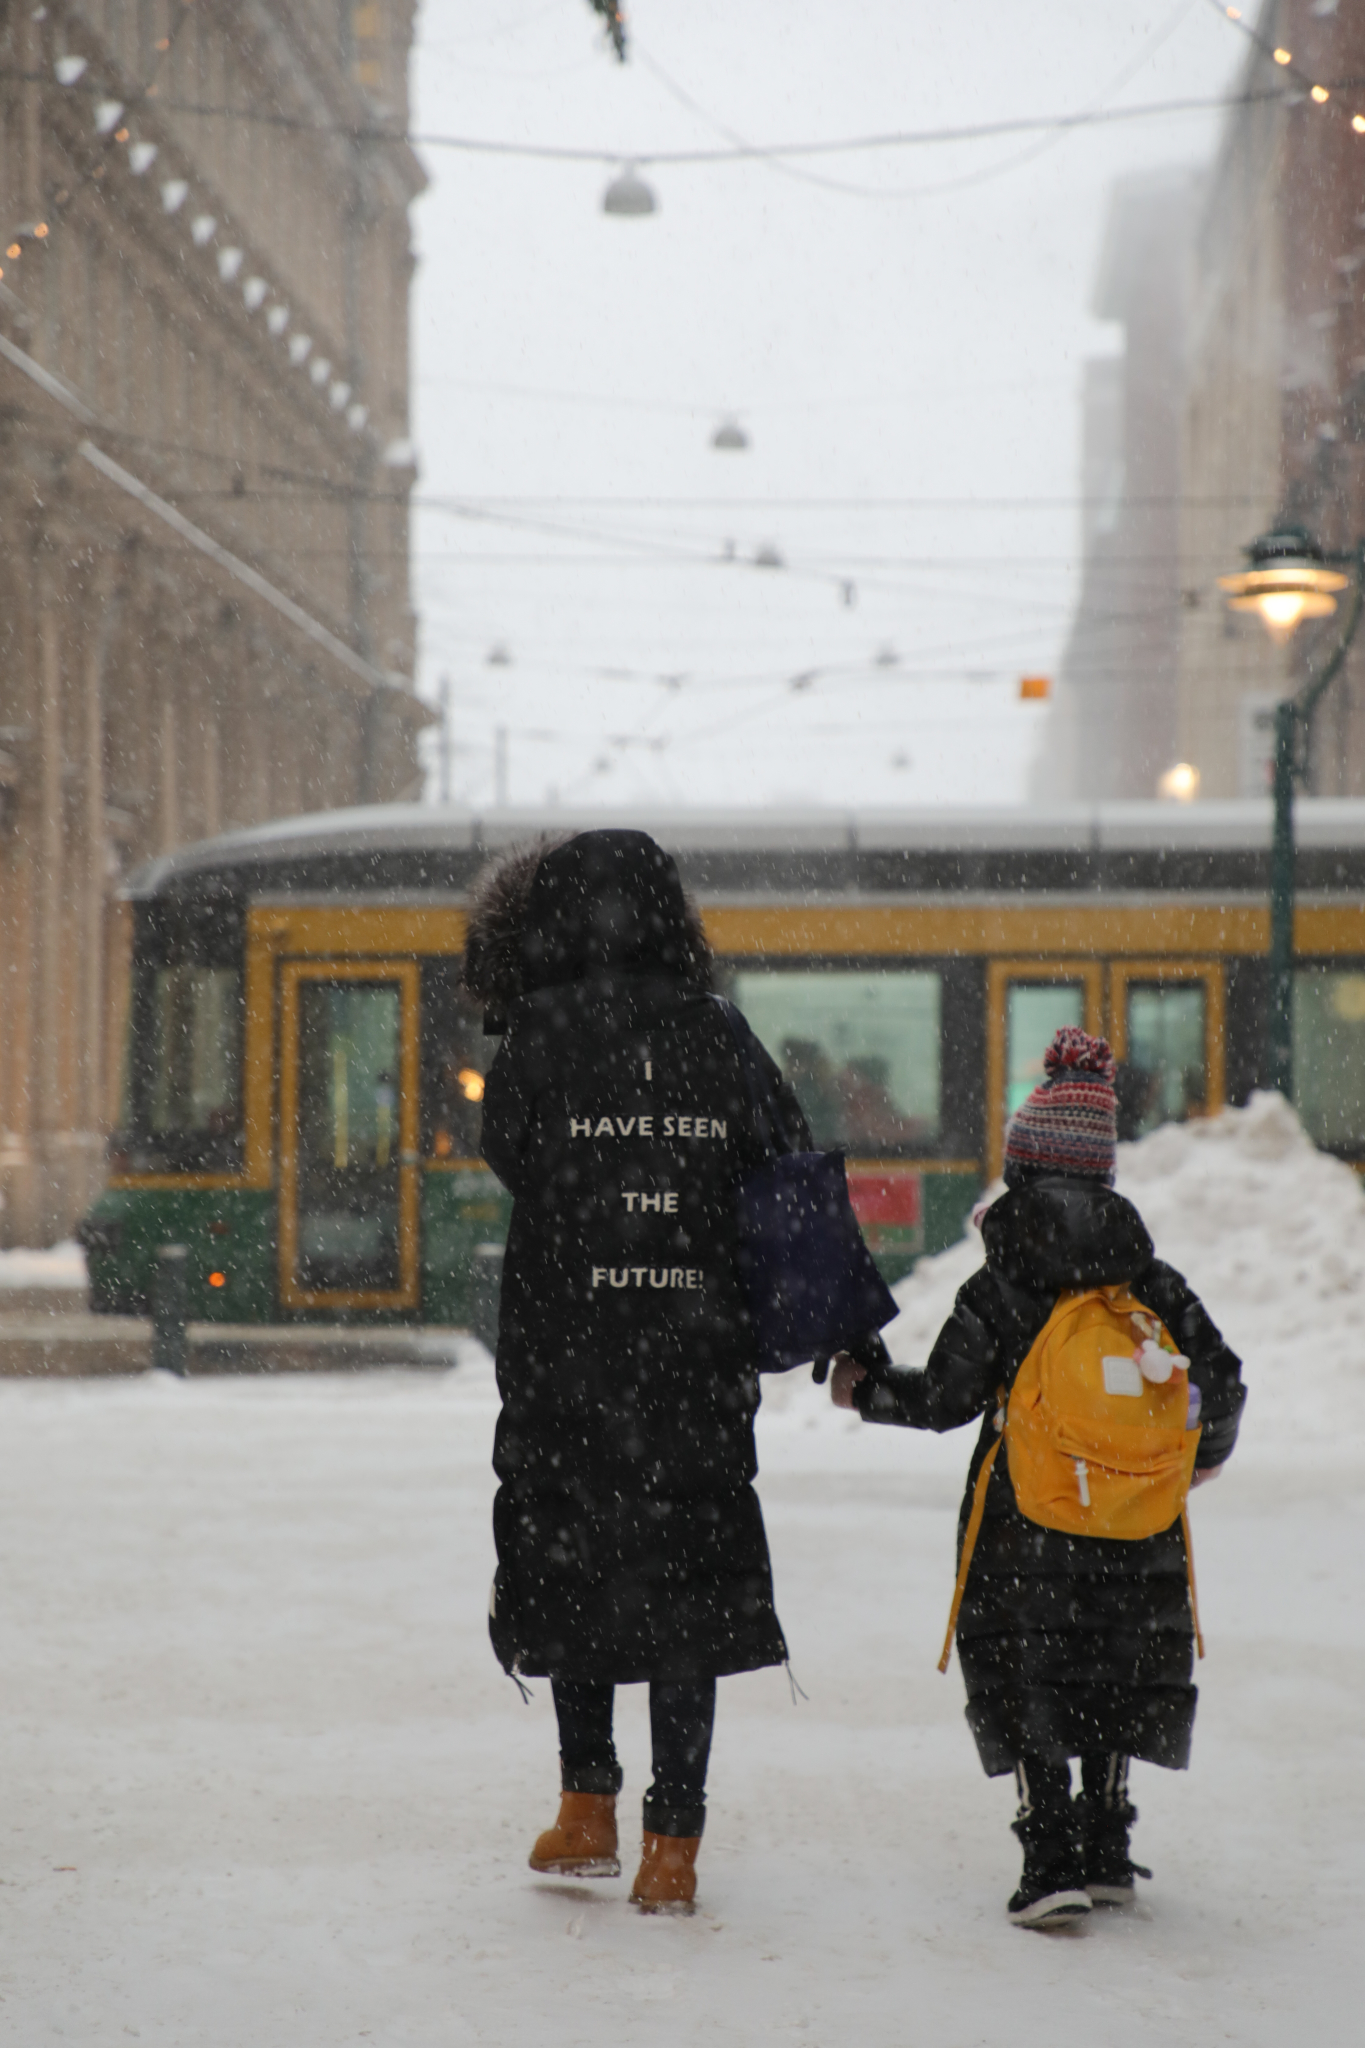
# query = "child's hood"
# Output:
<box><xmin>981</xmin><ymin>1178</ymin><xmax>1154</xmax><ymax>1297</ymax></box>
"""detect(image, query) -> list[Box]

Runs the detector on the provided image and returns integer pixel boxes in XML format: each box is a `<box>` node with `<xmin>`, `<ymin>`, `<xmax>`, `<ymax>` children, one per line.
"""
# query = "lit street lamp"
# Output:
<box><xmin>1218</xmin><ymin>524</ymin><xmax>1365</xmax><ymax>1097</ymax></box>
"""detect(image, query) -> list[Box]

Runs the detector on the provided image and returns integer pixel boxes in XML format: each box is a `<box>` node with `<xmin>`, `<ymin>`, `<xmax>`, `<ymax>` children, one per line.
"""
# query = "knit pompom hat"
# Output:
<box><xmin>1003</xmin><ymin>1026</ymin><xmax>1118</xmax><ymax>1187</ymax></box>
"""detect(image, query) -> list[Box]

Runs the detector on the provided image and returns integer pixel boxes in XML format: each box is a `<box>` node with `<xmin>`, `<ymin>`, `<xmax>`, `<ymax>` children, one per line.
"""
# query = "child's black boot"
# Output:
<box><xmin>1078</xmin><ymin>1752</ymin><xmax>1151</xmax><ymax>1906</ymax></box>
<box><xmin>1008</xmin><ymin>1758</ymin><xmax>1091</xmax><ymax>1928</ymax></box>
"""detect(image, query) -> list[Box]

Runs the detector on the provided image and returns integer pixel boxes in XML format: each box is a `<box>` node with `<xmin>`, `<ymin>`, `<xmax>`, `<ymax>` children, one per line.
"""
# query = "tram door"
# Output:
<box><xmin>987</xmin><ymin>961</ymin><xmax>1103</xmax><ymax>1181</ymax></box>
<box><xmin>1109</xmin><ymin>962</ymin><xmax>1224</xmax><ymax>1139</ymax></box>
<box><xmin>278</xmin><ymin>959</ymin><xmax>421</xmax><ymax>1312</ymax></box>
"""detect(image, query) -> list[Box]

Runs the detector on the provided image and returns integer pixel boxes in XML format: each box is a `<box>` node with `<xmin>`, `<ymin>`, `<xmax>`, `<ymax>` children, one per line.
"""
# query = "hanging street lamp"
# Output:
<box><xmin>602</xmin><ymin>163</ymin><xmax>657</xmax><ymax>216</ymax></box>
<box><xmin>1217</xmin><ymin>524</ymin><xmax>1348</xmax><ymax>642</ymax></box>
<box><xmin>1217</xmin><ymin>522</ymin><xmax>1365</xmax><ymax>1098</ymax></box>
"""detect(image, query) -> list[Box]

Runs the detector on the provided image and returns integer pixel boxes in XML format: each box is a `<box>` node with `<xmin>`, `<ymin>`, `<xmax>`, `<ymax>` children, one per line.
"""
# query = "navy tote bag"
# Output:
<box><xmin>714</xmin><ymin>1000</ymin><xmax>898</xmax><ymax>1371</ymax></box>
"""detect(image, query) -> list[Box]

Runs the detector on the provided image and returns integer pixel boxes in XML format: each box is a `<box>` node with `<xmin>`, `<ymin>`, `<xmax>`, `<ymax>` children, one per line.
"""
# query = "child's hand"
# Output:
<box><xmin>1191</xmin><ymin>1463</ymin><xmax>1224</xmax><ymax>1488</ymax></box>
<box><xmin>830</xmin><ymin>1355</ymin><xmax>866</xmax><ymax>1409</ymax></box>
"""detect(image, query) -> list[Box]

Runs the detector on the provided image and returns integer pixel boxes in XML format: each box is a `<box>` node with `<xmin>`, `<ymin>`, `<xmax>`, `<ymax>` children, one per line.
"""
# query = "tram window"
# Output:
<box><xmin>295</xmin><ymin>981</ymin><xmax>402</xmax><ymax>1291</ymax></box>
<box><xmin>135</xmin><ymin>963</ymin><xmax>243</xmax><ymax>1159</ymax></box>
<box><xmin>729</xmin><ymin>969</ymin><xmax>941</xmax><ymax>1154</ymax></box>
<box><xmin>1293</xmin><ymin>968</ymin><xmax>1365</xmax><ymax>1152</ymax></box>
<box><xmin>1006</xmin><ymin>983</ymin><xmax>1084</xmax><ymax>1114</ymax></box>
<box><xmin>1117</xmin><ymin>984</ymin><xmax>1206</xmax><ymax>1139</ymax></box>
<box><xmin>421</xmin><ymin>959</ymin><xmax>487</xmax><ymax>1160</ymax></box>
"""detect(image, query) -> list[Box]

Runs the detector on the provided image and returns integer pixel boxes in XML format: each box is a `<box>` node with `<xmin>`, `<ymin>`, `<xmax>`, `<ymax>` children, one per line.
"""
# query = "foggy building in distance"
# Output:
<box><xmin>1034</xmin><ymin>168</ymin><xmax>1197</xmax><ymax>800</ymax></box>
<box><xmin>1176</xmin><ymin>0</ymin><xmax>1365</xmax><ymax>799</ymax></box>
<box><xmin>0</xmin><ymin>5</ymin><xmax>429</xmax><ymax>1243</ymax></box>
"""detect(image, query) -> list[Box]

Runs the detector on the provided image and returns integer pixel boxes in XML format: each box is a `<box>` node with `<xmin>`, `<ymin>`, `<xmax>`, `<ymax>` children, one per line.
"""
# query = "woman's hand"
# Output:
<box><xmin>830</xmin><ymin>1354</ymin><xmax>866</xmax><ymax>1409</ymax></box>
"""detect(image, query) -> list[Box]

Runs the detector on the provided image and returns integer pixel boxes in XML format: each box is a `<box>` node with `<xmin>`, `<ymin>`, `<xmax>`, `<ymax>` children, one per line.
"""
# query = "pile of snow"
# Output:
<box><xmin>876</xmin><ymin>1092</ymin><xmax>1365</xmax><ymax>1458</ymax></box>
<box><xmin>0</xmin><ymin>1238</ymin><xmax>86</xmax><ymax>1290</ymax></box>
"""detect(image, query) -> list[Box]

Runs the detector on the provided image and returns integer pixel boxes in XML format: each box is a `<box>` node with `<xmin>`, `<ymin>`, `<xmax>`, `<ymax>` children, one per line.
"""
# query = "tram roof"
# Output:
<box><xmin>123</xmin><ymin>799</ymin><xmax>1365</xmax><ymax>903</ymax></box>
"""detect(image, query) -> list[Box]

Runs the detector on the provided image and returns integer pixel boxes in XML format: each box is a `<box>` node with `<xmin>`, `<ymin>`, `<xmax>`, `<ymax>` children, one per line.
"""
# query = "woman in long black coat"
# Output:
<box><xmin>834</xmin><ymin>1028</ymin><xmax>1245</xmax><ymax>1927</ymax></box>
<box><xmin>467</xmin><ymin>828</ymin><xmax>815</xmax><ymax>1911</ymax></box>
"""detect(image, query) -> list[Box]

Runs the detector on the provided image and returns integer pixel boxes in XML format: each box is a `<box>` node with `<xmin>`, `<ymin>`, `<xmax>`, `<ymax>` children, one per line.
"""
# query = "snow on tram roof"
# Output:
<box><xmin>124</xmin><ymin>798</ymin><xmax>1365</xmax><ymax>899</ymax></box>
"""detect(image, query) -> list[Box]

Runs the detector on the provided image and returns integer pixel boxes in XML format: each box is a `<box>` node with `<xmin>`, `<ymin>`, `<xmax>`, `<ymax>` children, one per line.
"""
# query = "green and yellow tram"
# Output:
<box><xmin>79</xmin><ymin>801</ymin><xmax>1365</xmax><ymax>1330</ymax></box>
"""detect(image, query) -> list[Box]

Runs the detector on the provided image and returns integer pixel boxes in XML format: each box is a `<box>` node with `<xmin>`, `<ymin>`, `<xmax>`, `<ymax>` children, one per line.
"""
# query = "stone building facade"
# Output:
<box><xmin>1034</xmin><ymin>168</ymin><xmax>1198</xmax><ymax>799</ymax></box>
<box><xmin>0</xmin><ymin>1</ymin><xmax>429</xmax><ymax>1243</ymax></box>
<box><xmin>1176</xmin><ymin>0</ymin><xmax>1365</xmax><ymax>798</ymax></box>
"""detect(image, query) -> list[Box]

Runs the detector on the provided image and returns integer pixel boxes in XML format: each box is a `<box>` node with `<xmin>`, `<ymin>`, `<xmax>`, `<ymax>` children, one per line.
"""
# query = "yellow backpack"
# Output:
<box><xmin>938</xmin><ymin>1284</ymin><xmax>1204</xmax><ymax>1673</ymax></box>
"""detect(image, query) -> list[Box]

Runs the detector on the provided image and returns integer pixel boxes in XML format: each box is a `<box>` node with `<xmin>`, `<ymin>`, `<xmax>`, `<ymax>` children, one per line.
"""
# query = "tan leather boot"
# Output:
<box><xmin>629</xmin><ymin>1830</ymin><xmax>701</xmax><ymax>1913</ymax></box>
<box><xmin>528</xmin><ymin>1791</ymin><xmax>620</xmax><ymax>1877</ymax></box>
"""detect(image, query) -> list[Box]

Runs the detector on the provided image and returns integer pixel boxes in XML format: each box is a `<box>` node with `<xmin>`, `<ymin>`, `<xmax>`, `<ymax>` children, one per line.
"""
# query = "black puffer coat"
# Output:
<box><xmin>477</xmin><ymin>831</ymin><xmax>809</xmax><ymax>1684</ymax></box>
<box><xmin>854</xmin><ymin>1177</ymin><xmax>1246</xmax><ymax>1776</ymax></box>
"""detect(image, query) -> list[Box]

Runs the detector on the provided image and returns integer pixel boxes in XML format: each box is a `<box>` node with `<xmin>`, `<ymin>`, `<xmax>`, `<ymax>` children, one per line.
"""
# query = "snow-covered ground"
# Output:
<box><xmin>0</xmin><ymin>1097</ymin><xmax>1361</xmax><ymax>2043</ymax></box>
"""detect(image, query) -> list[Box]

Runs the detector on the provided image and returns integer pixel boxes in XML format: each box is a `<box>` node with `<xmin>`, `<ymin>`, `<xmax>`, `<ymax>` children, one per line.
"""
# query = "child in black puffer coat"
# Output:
<box><xmin>833</xmin><ymin>1029</ymin><xmax>1245</xmax><ymax>1929</ymax></box>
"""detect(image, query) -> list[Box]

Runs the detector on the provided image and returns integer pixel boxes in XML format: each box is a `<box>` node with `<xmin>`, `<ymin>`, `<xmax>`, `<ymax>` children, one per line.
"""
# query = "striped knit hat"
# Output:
<box><xmin>1004</xmin><ymin>1026</ymin><xmax>1117</xmax><ymax>1186</ymax></box>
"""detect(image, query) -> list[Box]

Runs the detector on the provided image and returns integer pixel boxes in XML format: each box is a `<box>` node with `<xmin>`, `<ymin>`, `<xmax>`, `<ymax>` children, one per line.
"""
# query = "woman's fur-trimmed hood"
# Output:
<box><xmin>462</xmin><ymin>830</ymin><xmax>712</xmax><ymax>1025</ymax></box>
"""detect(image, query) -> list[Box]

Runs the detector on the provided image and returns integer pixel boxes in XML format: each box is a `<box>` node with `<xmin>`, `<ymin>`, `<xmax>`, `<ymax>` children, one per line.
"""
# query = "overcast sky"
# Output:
<box><xmin>409</xmin><ymin>0</ymin><xmax>1246</xmax><ymax>812</ymax></box>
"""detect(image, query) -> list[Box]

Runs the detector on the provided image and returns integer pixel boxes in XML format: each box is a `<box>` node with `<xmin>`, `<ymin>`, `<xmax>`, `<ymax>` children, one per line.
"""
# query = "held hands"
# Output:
<box><xmin>830</xmin><ymin>1354</ymin><xmax>866</xmax><ymax>1409</ymax></box>
<box><xmin>824</xmin><ymin>1346</ymin><xmax>1228</xmax><ymax>1469</ymax></box>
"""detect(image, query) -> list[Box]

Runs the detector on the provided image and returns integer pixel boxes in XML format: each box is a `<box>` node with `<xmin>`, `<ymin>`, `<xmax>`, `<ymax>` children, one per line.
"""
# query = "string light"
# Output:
<box><xmin>1212</xmin><ymin>3</ymin><xmax>1335</xmax><ymax>121</ymax></box>
<box><xmin>1354</xmin><ymin>114</ymin><xmax>1365</xmax><ymax>134</ymax></box>
<box><xmin>5</xmin><ymin>22</ymin><xmax>378</xmax><ymax>445</ymax></box>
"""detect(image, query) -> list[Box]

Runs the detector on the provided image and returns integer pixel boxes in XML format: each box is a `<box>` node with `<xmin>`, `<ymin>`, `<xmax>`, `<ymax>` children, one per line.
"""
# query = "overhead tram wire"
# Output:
<box><xmin>13</xmin><ymin>402</ymin><xmax>1272</xmax><ymax>515</ymax></box>
<box><xmin>415</xmin><ymin>370</ymin><xmax>1081</xmax><ymax>412</ymax></box>
<box><xmin>0</xmin><ymin>66</ymin><xmax>1315</xmax><ymax>164</ymax></box>
<box><xmin>633</xmin><ymin>0</ymin><xmax>1204</xmax><ymax>202</ymax></box>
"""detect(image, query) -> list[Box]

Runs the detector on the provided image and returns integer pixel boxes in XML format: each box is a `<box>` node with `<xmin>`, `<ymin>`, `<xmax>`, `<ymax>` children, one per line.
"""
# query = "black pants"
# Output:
<box><xmin>552</xmin><ymin>1678</ymin><xmax>716</xmax><ymax>1839</ymax></box>
<box><xmin>1015</xmin><ymin>1752</ymin><xmax>1131</xmax><ymax>1818</ymax></box>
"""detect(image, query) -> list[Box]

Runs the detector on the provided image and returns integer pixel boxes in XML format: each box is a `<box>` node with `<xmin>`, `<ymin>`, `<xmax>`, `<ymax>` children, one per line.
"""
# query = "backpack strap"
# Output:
<box><xmin>938</xmin><ymin>1397</ymin><xmax>1005</xmax><ymax>1673</ymax></box>
<box><xmin>1180</xmin><ymin>1505</ymin><xmax>1206</xmax><ymax>1660</ymax></box>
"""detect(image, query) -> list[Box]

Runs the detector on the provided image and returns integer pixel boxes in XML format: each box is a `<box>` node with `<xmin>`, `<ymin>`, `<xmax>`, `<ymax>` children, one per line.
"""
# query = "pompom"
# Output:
<box><xmin>1043</xmin><ymin>1026</ymin><xmax>1115</xmax><ymax>1084</ymax></box>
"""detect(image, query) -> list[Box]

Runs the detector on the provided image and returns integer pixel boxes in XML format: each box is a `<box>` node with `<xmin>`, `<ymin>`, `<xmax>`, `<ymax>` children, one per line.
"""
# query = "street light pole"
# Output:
<box><xmin>1264</xmin><ymin>546</ymin><xmax>1364</xmax><ymax>1095</ymax></box>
